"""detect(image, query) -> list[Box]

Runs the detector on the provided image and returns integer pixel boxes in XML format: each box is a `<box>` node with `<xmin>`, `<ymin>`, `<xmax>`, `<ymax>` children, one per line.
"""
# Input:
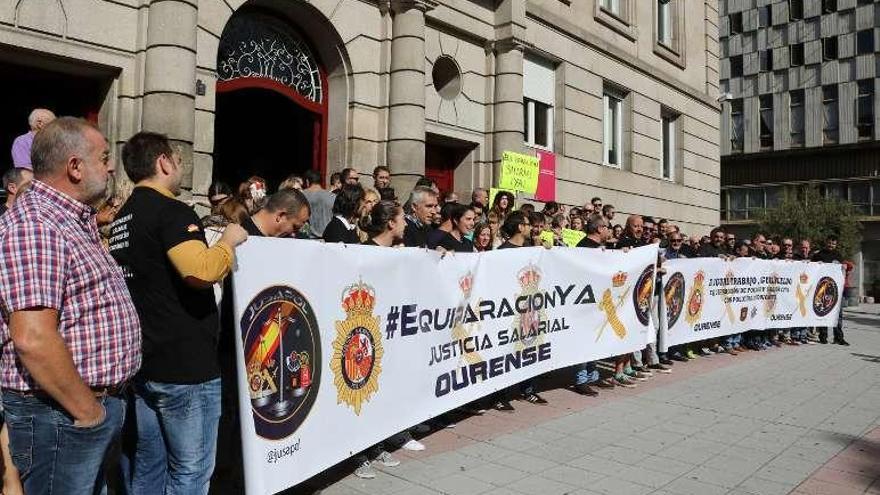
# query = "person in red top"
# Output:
<box><xmin>0</xmin><ymin>117</ymin><xmax>142</xmax><ymax>494</ymax></box>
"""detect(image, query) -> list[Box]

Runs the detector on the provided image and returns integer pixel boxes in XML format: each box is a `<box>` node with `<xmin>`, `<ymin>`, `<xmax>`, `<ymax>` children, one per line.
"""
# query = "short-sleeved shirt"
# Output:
<box><xmin>576</xmin><ymin>237</ymin><xmax>601</xmax><ymax>248</ymax></box>
<box><xmin>109</xmin><ymin>186</ymin><xmax>221</xmax><ymax>384</ymax></box>
<box><xmin>241</xmin><ymin>216</ymin><xmax>265</xmax><ymax>237</ymax></box>
<box><xmin>301</xmin><ymin>189</ymin><xmax>335</xmax><ymax>237</ymax></box>
<box><xmin>10</xmin><ymin>131</ymin><xmax>34</xmax><ymax>170</ymax></box>
<box><xmin>0</xmin><ymin>180</ymin><xmax>141</xmax><ymax>390</ymax></box>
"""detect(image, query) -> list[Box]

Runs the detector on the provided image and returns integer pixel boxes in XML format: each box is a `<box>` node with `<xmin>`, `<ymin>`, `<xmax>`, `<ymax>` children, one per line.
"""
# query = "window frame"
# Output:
<box><xmin>790</xmin><ymin>44</ymin><xmax>805</xmax><ymax>67</ymax></box>
<box><xmin>789</xmin><ymin>89</ymin><xmax>805</xmax><ymax>147</ymax></box>
<box><xmin>731</xmin><ymin>99</ymin><xmax>744</xmax><ymax>153</ymax></box>
<box><xmin>822</xmin><ymin>85</ymin><xmax>839</xmax><ymax>145</ymax></box>
<box><xmin>822</xmin><ymin>36</ymin><xmax>838</xmax><ymax>61</ymax></box>
<box><xmin>759</xmin><ymin>94</ymin><xmax>774</xmax><ymax>151</ymax></box>
<box><xmin>789</xmin><ymin>0</ymin><xmax>804</xmax><ymax>20</ymax></box>
<box><xmin>857</xmin><ymin>79</ymin><xmax>875</xmax><ymax>141</ymax></box>
<box><xmin>729</xmin><ymin>12</ymin><xmax>743</xmax><ymax>35</ymax></box>
<box><xmin>730</xmin><ymin>55</ymin><xmax>744</xmax><ymax>77</ymax></box>
<box><xmin>758</xmin><ymin>5</ymin><xmax>771</xmax><ymax>28</ymax></box>
<box><xmin>759</xmin><ymin>50</ymin><xmax>773</xmax><ymax>72</ymax></box>
<box><xmin>523</xmin><ymin>98</ymin><xmax>554</xmax><ymax>151</ymax></box>
<box><xmin>857</xmin><ymin>29</ymin><xmax>875</xmax><ymax>56</ymax></box>
<box><xmin>602</xmin><ymin>89</ymin><xmax>625</xmax><ymax>168</ymax></box>
<box><xmin>660</xmin><ymin>112</ymin><xmax>678</xmax><ymax>181</ymax></box>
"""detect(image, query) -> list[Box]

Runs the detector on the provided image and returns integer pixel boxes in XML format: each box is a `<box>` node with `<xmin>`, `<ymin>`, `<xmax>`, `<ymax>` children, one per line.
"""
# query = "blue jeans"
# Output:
<box><xmin>574</xmin><ymin>362</ymin><xmax>599</xmax><ymax>386</ymax></box>
<box><xmin>126</xmin><ymin>378</ymin><xmax>221</xmax><ymax>495</ymax></box>
<box><xmin>3</xmin><ymin>390</ymin><xmax>125</xmax><ymax>494</ymax></box>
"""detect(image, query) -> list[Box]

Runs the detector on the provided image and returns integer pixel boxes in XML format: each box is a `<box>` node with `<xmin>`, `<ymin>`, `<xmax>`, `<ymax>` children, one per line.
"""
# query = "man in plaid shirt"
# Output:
<box><xmin>0</xmin><ymin>117</ymin><xmax>141</xmax><ymax>494</ymax></box>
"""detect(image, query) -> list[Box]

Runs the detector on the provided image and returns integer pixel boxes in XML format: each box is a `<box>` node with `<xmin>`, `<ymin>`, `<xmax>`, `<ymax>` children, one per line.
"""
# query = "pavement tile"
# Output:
<box><xmin>793</xmin><ymin>478</ymin><xmax>866</xmax><ymax>495</ymax></box>
<box><xmin>494</xmin><ymin>452</ymin><xmax>559</xmax><ymax>474</ymax></box>
<box><xmin>634</xmin><ymin>455</ymin><xmax>696</xmax><ymax>477</ymax></box>
<box><xmin>540</xmin><ymin>465</ymin><xmax>607</xmax><ymax>488</ymax></box>
<box><xmin>504</xmin><ymin>474</ymin><xmax>579</xmax><ymax>495</ymax></box>
<box><xmin>734</xmin><ymin>476</ymin><xmax>798</xmax><ymax>495</ymax></box>
<box><xmin>660</xmin><ymin>476</ymin><xmax>728</xmax><ymax>495</ymax></box>
<box><xmin>584</xmin><ymin>476</ymin><xmax>651</xmax><ymax>495</ymax></box>
<box><xmin>682</xmin><ymin>465</ymin><xmax>754</xmax><ymax>489</ymax></box>
<box><xmin>590</xmin><ymin>444</ymin><xmax>650</xmax><ymax>464</ymax></box>
<box><xmin>461</xmin><ymin>462</ymin><xmax>530</xmax><ymax>486</ymax></box>
<box><xmin>427</xmin><ymin>473</ymin><xmax>496</xmax><ymax>495</ymax></box>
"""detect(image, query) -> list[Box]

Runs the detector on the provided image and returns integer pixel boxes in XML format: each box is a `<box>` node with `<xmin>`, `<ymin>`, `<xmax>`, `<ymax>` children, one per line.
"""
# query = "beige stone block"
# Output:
<box><xmin>142</xmin><ymin>92</ymin><xmax>194</xmax><ymax>139</ymax></box>
<box><xmin>632</xmin><ymin>131</ymin><xmax>660</xmax><ymax>159</ymax></box>
<box><xmin>632</xmin><ymin>111</ymin><xmax>660</xmax><ymax>137</ymax></box>
<box><xmin>192</xmin><ymin>151</ymin><xmax>213</xmax><ymax>196</ymax></box>
<box><xmin>455</xmin><ymin>99</ymin><xmax>486</xmax><ymax>133</ymax></box>
<box><xmin>436</xmin><ymin>98</ymin><xmax>458</xmax><ymax>126</ymax></box>
<box><xmin>193</xmin><ymin>108</ymin><xmax>214</xmax><ymax>154</ymax></box>
<box><xmin>562</xmin><ymin>133</ymin><xmax>602</xmax><ymax>166</ymax></box>
<box><xmin>562</xmin><ymin>108</ymin><xmax>601</xmax><ymax>143</ymax></box>
<box><xmin>197</xmin><ymin>0</ymin><xmax>230</xmax><ymax>38</ymax></box>
<box><xmin>682</xmin><ymin>168</ymin><xmax>720</xmax><ymax>193</ymax></box>
<box><xmin>15</xmin><ymin>0</ymin><xmax>66</xmax><ymax>36</ymax></box>
<box><xmin>147</xmin><ymin>0</ymin><xmax>196</xmax><ymax>49</ymax></box>
<box><xmin>681</xmin><ymin>115</ymin><xmax>719</xmax><ymax>144</ymax></box>
<box><xmin>0</xmin><ymin>0</ymin><xmax>15</xmax><ymax>24</ymax></box>
<box><xmin>631</xmin><ymin>93</ymin><xmax>659</xmax><ymax>120</ymax></box>
<box><xmin>350</xmin><ymin>72</ymin><xmax>383</xmax><ymax>108</ymax></box>
<box><xmin>461</xmin><ymin>71</ymin><xmax>488</xmax><ymax>105</ymax></box>
<box><xmin>114</xmin><ymin>96</ymin><xmax>141</xmax><ymax>143</ymax></box>
<box><xmin>65</xmin><ymin>0</ymin><xmax>139</xmax><ymax>52</ymax></box>
<box><xmin>144</xmin><ymin>46</ymin><xmax>196</xmax><ymax>95</ymax></box>
<box><xmin>564</xmin><ymin>86</ymin><xmax>602</xmax><ymax>119</ymax></box>
<box><xmin>683</xmin><ymin>149</ymin><xmax>719</xmax><ymax>176</ymax></box>
<box><xmin>349</xmin><ymin>105</ymin><xmax>382</xmax><ymax>143</ymax></box>
<box><xmin>682</xmin><ymin>132</ymin><xmax>719</xmax><ymax>161</ymax></box>
<box><xmin>329</xmin><ymin>0</ymin><xmax>383</xmax><ymax>45</ymax></box>
<box><xmin>631</xmin><ymin>151</ymin><xmax>659</xmax><ymax>177</ymax></box>
<box><xmin>427</xmin><ymin>6</ymin><xmax>493</xmax><ymax>42</ymax></box>
<box><xmin>563</xmin><ymin>66</ymin><xmax>601</xmax><ymax>97</ymax></box>
<box><xmin>196</xmin><ymin>28</ymin><xmax>219</xmax><ymax>71</ymax></box>
<box><xmin>388</xmin><ymin>106</ymin><xmax>425</xmax><ymax>141</ymax></box>
<box><xmin>346</xmin><ymin>36</ymin><xmax>383</xmax><ymax>75</ymax></box>
<box><xmin>195</xmin><ymin>69</ymin><xmax>216</xmax><ymax>112</ymax></box>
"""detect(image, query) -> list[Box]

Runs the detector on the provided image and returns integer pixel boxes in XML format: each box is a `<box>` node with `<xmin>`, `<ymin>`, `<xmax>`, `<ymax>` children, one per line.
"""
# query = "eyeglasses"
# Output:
<box><xmin>671</xmin><ymin>238</ymin><xmax>683</xmax><ymax>243</ymax></box>
<box><xmin>783</xmin><ymin>243</ymin><xmax>793</xmax><ymax>247</ymax></box>
<box><xmin>521</xmin><ymin>222</ymin><xmax>531</xmax><ymax>227</ymax></box>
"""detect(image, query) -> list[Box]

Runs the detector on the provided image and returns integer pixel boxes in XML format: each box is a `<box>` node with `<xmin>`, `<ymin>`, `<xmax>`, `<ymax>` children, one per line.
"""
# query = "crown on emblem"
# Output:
<box><xmin>694</xmin><ymin>271</ymin><xmax>705</xmax><ymax>284</ymax></box>
<box><xmin>341</xmin><ymin>281</ymin><xmax>376</xmax><ymax>314</ymax></box>
<box><xmin>459</xmin><ymin>273</ymin><xmax>474</xmax><ymax>295</ymax></box>
<box><xmin>800</xmin><ymin>273</ymin><xmax>809</xmax><ymax>284</ymax></box>
<box><xmin>518</xmin><ymin>264</ymin><xmax>542</xmax><ymax>287</ymax></box>
<box><xmin>612</xmin><ymin>271</ymin><xmax>628</xmax><ymax>287</ymax></box>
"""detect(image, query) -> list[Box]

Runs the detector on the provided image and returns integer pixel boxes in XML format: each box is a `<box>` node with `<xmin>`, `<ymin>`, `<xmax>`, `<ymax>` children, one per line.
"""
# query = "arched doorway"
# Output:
<box><xmin>213</xmin><ymin>10</ymin><xmax>327</xmax><ymax>191</ymax></box>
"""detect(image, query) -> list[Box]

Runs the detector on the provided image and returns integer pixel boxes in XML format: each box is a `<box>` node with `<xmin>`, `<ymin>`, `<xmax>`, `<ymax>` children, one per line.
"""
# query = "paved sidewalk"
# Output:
<box><xmin>306</xmin><ymin>306</ymin><xmax>880</xmax><ymax>495</ymax></box>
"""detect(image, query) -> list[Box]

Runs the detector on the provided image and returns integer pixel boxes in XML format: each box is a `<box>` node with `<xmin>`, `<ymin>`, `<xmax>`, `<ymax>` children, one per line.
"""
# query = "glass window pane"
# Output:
<box><xmin>729</xmin><ymin>189</ymin><xmax>746</xmax><ymax>220</ymax></box>
<box><xmin>759</xmin><ymin>6</ymin><xmax>770</xmax><ymax>28</ymax></box>
<box><xmin>857</xmin><ymin>30</ymin><xmax>874</xmax><ymax>55</ymax></box>
<box><xmin>523</xmin><ymin>99</ymin><xmax>531</xmax><ymax>144</ymax></box>
<box><xmin>766</xmin><ymin>187</ymin><xmax>783</xmax><ymax>208</ymax></box>
<box><xmin>850</xmin><ymin>182</ymin><xmax>870</xmax><ymax>203</ymax></box>
<box><xmin>731</xmin><ymin>99</ymin><xmax>744</xmax><ymax>151</ymax></box>
<box><xmin>825</xmin><ymin>183</ymin><xmax>845</xmax><ymax>199</ymax></box>
<box><xmin>534</xmin><ymin>101</ymin><xmax>550</xmax><ymax>147</ymax></box>
<box><xmin>790</xmin><ymin>0</ymin><xmax>803</xmax><ymax>20</ymax></box>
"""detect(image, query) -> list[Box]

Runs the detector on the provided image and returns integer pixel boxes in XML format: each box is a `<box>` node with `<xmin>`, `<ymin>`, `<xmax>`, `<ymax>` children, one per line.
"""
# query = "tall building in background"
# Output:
<box><xmin>718</xmin><ymin>0</ymin><xmax>880</xmax><ymax>298</ymax></box>
<box><xmin>0</xmin><ymin>0</ymin><xmax>720</xmax><ymax>232</ymax></box>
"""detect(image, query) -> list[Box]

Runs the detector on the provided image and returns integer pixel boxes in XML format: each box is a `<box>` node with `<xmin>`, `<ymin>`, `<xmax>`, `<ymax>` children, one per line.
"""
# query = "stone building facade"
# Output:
<box><xmin>718</xmin><ymin>0</ymin><xmax>880</xmax><ymax>298</ymax></box>
<box><xmin>1</xmin><ymin>0</ymin><xmax>721</xmax><ymax>233</ymax></box>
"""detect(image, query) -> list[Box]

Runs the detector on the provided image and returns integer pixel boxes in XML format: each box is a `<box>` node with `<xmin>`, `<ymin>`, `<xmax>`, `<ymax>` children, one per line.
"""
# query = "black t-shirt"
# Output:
<box><xmin>616</xmin><ymin>235</ymin><xmax>644</xmax><ymax>249</ymax></box>
<box><xmin>362</xmin><ymin>238</ymin><xmax>380</xmax><ymax>246</ymax></box>
<box><xmin>497</xmin><ymin>241</ymin><xmax>521</xmax><ymax>249</ymax></box>
<box><xmin>323</xmin><ymin>217</ymin><xmax>360</xmax><ymax>244</ymax></box>
<box><xmin>109</xmin><ymin>187</ymin><xmax>221</xmax><ymax>384</ymax></box>
<box><xmin>241</xmin><ymin>216</ymin><xmax>265</xmax><ymax>237</ymax></box>
<box><xmin>577</xmin><ymin>236</ymin><xmax>602</xmax><ymax>248</ymax></box>
<box><xmin>435</xmin><ymin>232</ymin><xmax>475</xmax><ymax>253</ymax></box>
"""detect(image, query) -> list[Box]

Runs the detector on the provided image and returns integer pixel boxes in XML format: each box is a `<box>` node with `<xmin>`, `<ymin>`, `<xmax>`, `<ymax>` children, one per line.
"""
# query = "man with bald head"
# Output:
<box><xmin>617</xmin><ymin>214</ymin><xmax>645</xmax><ymax>249</ymax></box>
<box><xmin>0</xmin><ymin>117</ymin><xmax>141</xmax><ymax>494</ymax></box>
<box><xmin>11</xmin><ymin>108</ymin><xmax>56</xmax><ymax>170</ymax></box>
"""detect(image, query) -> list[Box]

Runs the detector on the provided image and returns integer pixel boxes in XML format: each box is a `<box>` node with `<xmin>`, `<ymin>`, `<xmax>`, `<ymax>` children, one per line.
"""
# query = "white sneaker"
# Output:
<box><xmin>354</xmin><ymin>457</ymin><xmax>377</xmax><ymax>479</ymax></box>
<box><xmin>402</xmin><ymin>438</ymin><xmax>426</xmax><ymax>451</ymax></box>
<box><xmin>374</xmin><ymin>449</ymin><xmax>400</xmax><ymax>467</ymax></box>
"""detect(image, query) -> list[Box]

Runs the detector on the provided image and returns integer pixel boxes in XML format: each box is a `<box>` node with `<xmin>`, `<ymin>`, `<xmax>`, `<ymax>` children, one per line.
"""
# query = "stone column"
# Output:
<box><xmin>387</xmin><ymin>0</ymin><xmax>435</xmax><ymax>194</ymax></box>
<box><xmin>141</xmin><ymin>0</ymin><xmax>198</xmax><ymax>192</ymax></box>
<box><xmin>492</xmin><ymin>39</ymin><xmax>525</xmax><ymax>181</ymax></box>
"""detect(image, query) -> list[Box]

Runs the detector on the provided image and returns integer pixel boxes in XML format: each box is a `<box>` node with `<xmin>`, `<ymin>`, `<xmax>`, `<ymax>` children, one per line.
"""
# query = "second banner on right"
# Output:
<box><xmin>662</xmin><ymin>258</ymin><xmax>844</xmax><ymax>347</ymax></box>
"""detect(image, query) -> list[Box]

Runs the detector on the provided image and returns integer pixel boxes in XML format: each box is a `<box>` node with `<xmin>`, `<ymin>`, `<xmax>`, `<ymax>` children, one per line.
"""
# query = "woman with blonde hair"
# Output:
<box><xmin>356</xmin><ymin>187</ymin><xmax>381</xmax><ymax>242</ymax></box>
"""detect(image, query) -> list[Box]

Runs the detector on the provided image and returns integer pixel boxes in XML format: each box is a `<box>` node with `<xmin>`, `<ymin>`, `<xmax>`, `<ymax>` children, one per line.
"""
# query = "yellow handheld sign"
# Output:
<box><xmin>561</xmin><ymin>229</ymin><xmax>587</xmax><ymax>247</ymax></box>
<box><xmin>499</xmin><ymin>151</ymin><xmax>540</xmax><ymax>193</ymax></box>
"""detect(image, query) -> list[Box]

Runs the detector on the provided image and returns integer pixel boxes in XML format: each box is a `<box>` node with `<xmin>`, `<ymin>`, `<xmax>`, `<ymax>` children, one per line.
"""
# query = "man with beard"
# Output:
<box><xmin>812</xmin><ymin>235</ymin><xmax>849</xmax><ymax>346</ymax></box>
<box><xmin>0</xmin><ymin>118</ymin><xmax>141</xmax><ymax>493</ymax></box>
<box><xmin>111</xmin><ymin>132</ymin><xmax>248</xmax><ymax>494</ymax></box>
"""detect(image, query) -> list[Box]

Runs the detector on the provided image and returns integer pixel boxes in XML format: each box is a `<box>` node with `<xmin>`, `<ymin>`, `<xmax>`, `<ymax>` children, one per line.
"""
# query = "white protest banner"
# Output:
<box><xmin>662</xmin><ymin>257</ymin><xmax>845</xmax><ymax>347</ymax></box>
<box><xmin>232</xmin><ymin>240</ymin><xmax>659</xmax><ymax>494</ymax></box>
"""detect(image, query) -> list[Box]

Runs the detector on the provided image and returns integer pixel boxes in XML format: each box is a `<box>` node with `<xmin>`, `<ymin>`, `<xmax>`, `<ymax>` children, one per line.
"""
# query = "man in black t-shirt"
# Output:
<box><xmin>812</xmin><ymin>235</ymin><xmax>848</xmax><ymax>345</ymax></box>
<box><xmin>110</xmin><ymin>132</ymin><xmax>247</xmax><ymax>494</ymax></box>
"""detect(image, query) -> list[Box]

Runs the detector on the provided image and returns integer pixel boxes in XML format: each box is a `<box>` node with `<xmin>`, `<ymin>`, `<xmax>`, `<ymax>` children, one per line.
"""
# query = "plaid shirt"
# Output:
<box><xmin>0</xmin><ymin>180</ymin><xmax>141</xmax><ymax>390</ymax></box>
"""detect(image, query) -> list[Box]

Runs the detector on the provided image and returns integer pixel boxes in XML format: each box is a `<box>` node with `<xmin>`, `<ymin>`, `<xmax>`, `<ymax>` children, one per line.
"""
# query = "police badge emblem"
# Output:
<box><xmin>330</xmin><ymin>281</ymin><xmax>383</xmax><ymax>415</ymax></box>
<box><xmin>685</xmin><ymin>270</ymin><xmax>705</xmax><ymax>326</ymax></box>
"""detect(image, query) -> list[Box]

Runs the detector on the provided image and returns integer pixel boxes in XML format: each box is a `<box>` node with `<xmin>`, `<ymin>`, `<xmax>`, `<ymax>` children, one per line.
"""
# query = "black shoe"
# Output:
<box><xmin>659</xmin><ymin>358</ymin><xmax>674</xmax><ymax>366</ymax></box>
<box><xmin>671</xmin><ymin>353</ymin><xmax>687</xmax><ymax>362</ymax></box>
<box><xmin>596</xmin><ymin>379</ymin><xmax>615</xmax><ymax>388</ymax></box>
<box><xmin>819</xmin><ymin>339</ymin><xmax>828</xmax><ymax>344</ymax></box>
<box><xmin>493</xmin><ymin>400</ymin><xmax>515</xmax><ymax>412</ymax></box>
<box><xmin>574</xmin><ymin>383</ymin><xmax>598</xmax><ymax>396</ymax></box>
<box><xmin>835</xmin><ymin>340</ymin><xmax>850</xmax><ymax>346</ymax></box>
<box><xmin>522</xmin><ymin>392</ymin><xmax>548</xmax><ymax>405</ymax></box>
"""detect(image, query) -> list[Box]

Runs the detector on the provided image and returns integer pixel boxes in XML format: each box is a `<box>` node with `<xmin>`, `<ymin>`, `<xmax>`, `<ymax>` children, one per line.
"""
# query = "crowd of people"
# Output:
<box><xmin>0</xmin><ymin>110</ymin><xmax>851</xmax><ymax>493</ymax></box>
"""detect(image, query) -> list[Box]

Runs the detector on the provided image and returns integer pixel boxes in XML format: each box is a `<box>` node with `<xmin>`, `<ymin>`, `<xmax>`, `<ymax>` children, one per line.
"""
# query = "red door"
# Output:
<box><xmin>425</xmin><ymin>144</ymin><xmax>457</xmax><ymax>199</ymax></box>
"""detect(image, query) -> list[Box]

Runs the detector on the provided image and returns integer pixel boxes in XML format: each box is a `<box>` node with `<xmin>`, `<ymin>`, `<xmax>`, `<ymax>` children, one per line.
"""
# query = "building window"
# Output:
<box><xmin>523</xmin><ymin>56</ymin><xmax>555</xmax><ymax>150</ymax></box>
<box><xmin>849</xmin><ymin>182</ymin><xmax>870</xmax><ymax>215</ymax></box>
<box><xmin>731</xmin><ymin>99</ymin><xmax>744</xmax><ymax>152</ymax></box>
<box><xmin>657</xmin><ymin>0</ymin><xmax>673</xmax><ymax>46</ymax></box>
<box><xmin>790</xmin><ymin>0</ymin><xmax>804</xmax><ymax>20</ymax></box>
<box><xmin>822</xmin><ymin>0</ymin><xmax>837</xmax><ymax>13</ymax></box>
<box><xmin>601</xmin><ymin>0</ymin><xmax>621</xmax><ymax>17</ymax></box>
<box><xmin>822</xmin><ymin>37</ymin><xmax>838</xmax><ymax>61</ymax></box>
<box><xmin>731</xmin><ymin>55</ymin><xmax>743</xmax><ymax>77</ymax></box>
<box><xmin>857</xmin><ymin>80</ymin><xmax>875</xmax><ymax>140</ymax></box>
<box><xmin>730</xmin><ymin>12</ymin><xmax>743</xmax><ymax>35</ymax></box>
<box><xmin>790</xmin><ymin>90</ymin><xmax>805</xmax><ymax>147</ymax></box>
<box><xmin>857</xmin><ymin>30</ymin><xmax>875</xmax><ymax>55</ymax></box>
<box><xmin>766</xmin><ymin>187</ymin><xmax>783</xmax><ymax>209</ymax></box>
<box><xmin>790</xmin><ymin>44</ymin><xmax>804</xmax><ymax>66</ymax></box>
<box><xmin>603</xmin><ymin>88</ymin><xmax>625</xmax><ymax>167</ymax></box>
<box><xmin>823</xmin><ymin>85</ymin><xmax>839</xmax><ymax>144</ymax></box>
<box><xmin>759</xmin><ymin>6</ymin><xmax>771</xmax><ymax>28</ymax></box>
<box><xmin>729</xmin><ymin>189</ymin><xmax>747</xmax><ymax>220</ymax></box>
<box><xmin>760</xmin><ymin>50</ymin><xmax>773</xmax><ymax>72</ymax></box>
<box><xmin>760</xmin><ymin>94</ymin><xmax>774</xmax><ymax>150</ymax></box>
<box><xmin>660</xmin><ymin>113</ymin><xmax>678</xmax><ymax>181</ymax></box>
<box><xmin>748</xmin><ymin>188</ymin><xmax>766</xmax><ymax>218</ymax></box>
